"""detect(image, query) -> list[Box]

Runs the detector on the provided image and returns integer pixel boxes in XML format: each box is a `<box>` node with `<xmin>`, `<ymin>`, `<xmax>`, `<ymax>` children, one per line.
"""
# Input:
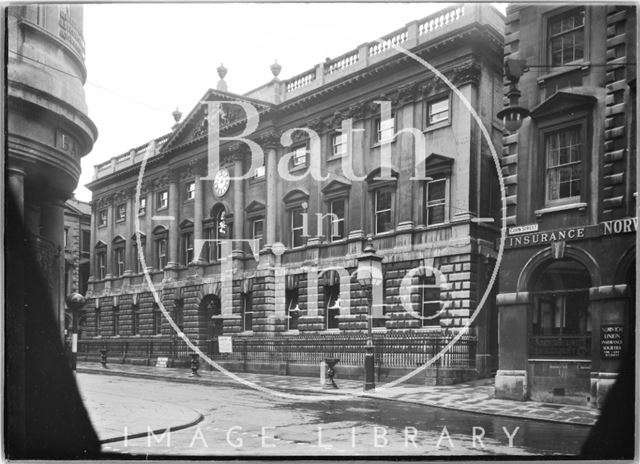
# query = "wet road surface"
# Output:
<box><xmin>78</xmin><ymin>374</ymin><xmax>591</xmax><ymax>457</ymax></box>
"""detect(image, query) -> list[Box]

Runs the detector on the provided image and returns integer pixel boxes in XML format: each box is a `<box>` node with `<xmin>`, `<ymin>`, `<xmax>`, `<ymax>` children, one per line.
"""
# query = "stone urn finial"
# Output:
<box><xmin>216</xmin><ymin>63</ymin><xmax>228</xmax><ymax>91</ymax></box>
<box><xmin>172</xmin><ymin>107</ymin><xmax>182</xmax><ymax>123</ymax></box>
<box><xmin>270</xmin><ymin>60</ymin><xmax>282</xmax><ymax>80</ymax></box>
<box><xmin>217</xmin><ymin>63</ymin><xmax>228</xmax><ymax>80</ymax></box>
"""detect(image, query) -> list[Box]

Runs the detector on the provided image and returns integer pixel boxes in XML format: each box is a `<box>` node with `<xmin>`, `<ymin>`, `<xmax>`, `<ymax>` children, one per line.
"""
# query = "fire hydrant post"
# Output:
<box><xmin>190</xmin><ymin>353</ymin><xmax>200</xmax><ymax>376</ymax></box>
<box><xmin>100</xmin><ymin>349</ymin><xmax>108</xmax><ymax>368</ymax></box>
<box><xmin>324</xmin><ymin>358</ymin><xmax>340</xmax><ymax>389</ymax></box>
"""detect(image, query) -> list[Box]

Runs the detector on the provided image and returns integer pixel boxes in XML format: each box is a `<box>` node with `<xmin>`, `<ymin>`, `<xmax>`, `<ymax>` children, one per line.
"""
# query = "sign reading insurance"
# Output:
<box><xmin>504</xmin><ymin>217</ymin><xmax>637</xmax><ymax>249</ymax></box>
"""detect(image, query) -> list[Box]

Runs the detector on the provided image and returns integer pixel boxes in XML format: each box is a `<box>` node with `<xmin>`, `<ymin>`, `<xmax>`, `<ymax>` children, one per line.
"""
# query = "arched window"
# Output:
<box><xmin>530</xmin><ymin>258</ymin><xmax>591</xmax><ymax>358</ymax></box>
<box><xmin>112</xmin><ymin>236</ymin><xmax>126</xmax><ymax>277</ymax></box>
<box><xmin>131</xmin><ymin>233</ymin><xmax>146</xmax><ymax>274</ymax></box>
<box><xmin>205</xmin><ymin>205</ymin><xmax>231</xmax><ymax>262</ymax></box>
<box><xmin>95</xmin><ymin>241</ymin><xmax>107</xmax><ymax>279</ymax></box>
<box><xmin>153</xmin><ymin>226</ymin><xmax>168</xmax><ymax>270</ymax></box>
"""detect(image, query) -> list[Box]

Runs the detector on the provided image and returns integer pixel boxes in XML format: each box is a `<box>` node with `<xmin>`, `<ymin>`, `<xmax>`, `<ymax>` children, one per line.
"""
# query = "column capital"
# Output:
<box><xmin>258</xmin><ymin>130</ymin><xmax>281</xmax><ymax>150</ymax></box>
<box><xmin>167</xmin><ymin>169</ymin><xmax>180</xmax><ymax>183</ymax></box>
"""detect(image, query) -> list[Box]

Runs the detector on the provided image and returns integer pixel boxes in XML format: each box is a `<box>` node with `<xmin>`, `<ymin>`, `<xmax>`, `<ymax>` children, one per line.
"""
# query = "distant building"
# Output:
<box><xmin>83</xmin><ymin>5</ymin><xmax>505</xmax><ymax>383</ymax></box>
<box><xmin>495</xmin><ymin>5</ymin><xmax>636</xmax><ymax>407</ymax></box>
<box><xmin>64</xmin><ymin>198</ymin><xmax>92</xmax><ymax>296</ymax></box>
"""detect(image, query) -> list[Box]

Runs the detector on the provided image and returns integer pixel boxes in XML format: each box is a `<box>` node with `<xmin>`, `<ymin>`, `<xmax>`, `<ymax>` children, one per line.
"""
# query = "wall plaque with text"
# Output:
<box><xmin>600</xmin><ymin>325</ymin><xmax>624</xmax><ymax>360</ymax></box>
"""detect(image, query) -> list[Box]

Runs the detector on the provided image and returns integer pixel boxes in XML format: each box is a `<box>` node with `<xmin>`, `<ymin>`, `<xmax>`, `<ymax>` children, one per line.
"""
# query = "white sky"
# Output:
<box><xmin>77</xmin><ymin>2</ymin><xmax>506</xmax><ymax>202</ymax></box>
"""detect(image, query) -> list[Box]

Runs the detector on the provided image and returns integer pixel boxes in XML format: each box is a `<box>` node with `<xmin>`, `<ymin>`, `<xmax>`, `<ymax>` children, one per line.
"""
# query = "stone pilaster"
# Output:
<box><xmin>232</xmin><ymin>154</ymin><xmax>245</xmax><ymax>248</ymax></box>
<box><xmin>167</xmin><ymin>172</ymin><xmax>179</xmax><ymax>269</ymax></box>
<box><xmin>265</xmin><ymin>146</ymin><xmax>278</xmax><ymax>247</ymax></box>
<box><xmin>193</xmin><ymin>176</ymin><xmax>204</xmax><ymax>262</ymax></box>
<box><xmin>494</xmin><ymin>292</ymin><xmax>530</xmax><ymax>401</ymax></box>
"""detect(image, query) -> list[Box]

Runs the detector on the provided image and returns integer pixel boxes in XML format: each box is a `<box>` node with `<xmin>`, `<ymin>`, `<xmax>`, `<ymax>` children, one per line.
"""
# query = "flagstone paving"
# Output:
<box><xmin>77</xmin><ymin>361</ymin><xmax>599</xmax><ymax>438</ymax></box>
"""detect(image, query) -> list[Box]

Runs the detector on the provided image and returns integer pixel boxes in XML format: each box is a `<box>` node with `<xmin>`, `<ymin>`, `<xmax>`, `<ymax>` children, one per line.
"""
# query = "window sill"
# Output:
<box><xmin>425</xmin><ymin>221</ymin><xmax>450</xmax><ymax>230</ymax></box>
<box><xmin>536</xmin><ymin>61</ymin><xmax>590</xmax><ymax>87</ymax></box>
<box><xmin>157</xmin><ymin>207</ymin><xmax>168</xmax><ymax>212</ymax></box>
<box><xmin>98</xmin><ymin>224</ymin><xmax>107</xmax><ymax>229</ymax></box>
<box><xmin>239</xmin><ymin>330</ymin><xmax>254</xmax><ymax>335</ymax></box>
<box><xmin>372</xmin><ymin>327</ymin><xmax>387</xmax><ymax>333</ymax></box>
<box><xmin>116</xmin><ymin>219</ymin><xmax>126</xmax><ymax>224</ymax></box>
<box><xmin>373</xmin><ymin>230</ymin><xmax>395</xmax><ymax>238</ymax></box>
<box><xmin>323</xmin><ymin>329</ymin><xmax>341</xmax><ymax>334</ymax></box>
<box><xmin>424</xmin><ymin>120</ymin><xmax>451</xmax><ymax>133</ymax></box>
<box><xmin>284</xmin><ymin>329</ymin><xmax>300</xmax><ymax>335</ymax></box>
<box><xmin>327</xmin><ymin>154</ymin><xmax>345</xmax><ymax>162</ymax></box>
<box><xmin>535</xmin><ymin>202</ymin><xmax>587</xmax><ymax>218</ymax></box>
<box><xmin>184</xmin><ymin>198</ymin><xmax>194</xmax><ymax>203</ymax></box>
<box><xmin>249</xmin><ymin>176</ymin><xmax>265</xmax><ymax>185</ymax></box>
<box><xmin>371</xmin><ymin>139</ymin><xmax>396</xmax><ymax>149</ymax></box>
<box><xmin>289</xmin><ymin>164</ymin><xmax>308</xmax><ymax>173</ymax></box>
<box><xmin>137</xmin><ymin>212</ymin><xmax>146</xmax><ymax>217</ymax></box>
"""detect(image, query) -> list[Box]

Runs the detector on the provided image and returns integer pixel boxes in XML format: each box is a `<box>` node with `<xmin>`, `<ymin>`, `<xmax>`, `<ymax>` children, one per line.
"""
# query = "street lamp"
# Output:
<box><xmin>66</xmin><ymin>292</ymin><xmax>86</xmax><ymax>371</ymax></box>
<box><xmin>496</xmin><ymin>59</ymin><xmax>530</xmax><ymax>132</ymax></box>
<box><xmin>356</xmin><ymin>237</ymin><xmax>383</xmax><ymax>391</ymax></box>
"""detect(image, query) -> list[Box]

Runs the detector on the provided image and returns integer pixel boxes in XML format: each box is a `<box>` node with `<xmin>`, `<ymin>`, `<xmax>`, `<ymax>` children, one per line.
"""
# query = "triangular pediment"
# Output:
<box><xmin>245</xmin><ymin>200</ymin><xmax>266</xmax><ymax>213</ymax></box>
<box><xmin>321</xmin><ymin>179</ymin><xmax>352</xmax><ymax>195</ymax></box>
<box><xmin>425</xmin><ymin>152</ymin><xmax>454</xmax><ymax>176</ymax></box>
<box><xmin>162</xmin><ymin>89</ymin><xmax>275</xmax><ymax>153</ymax></box>
<box><xmin>530</xmin><ymin>91</ymin><xmax>597</xmax><ymax>120</ymax></box>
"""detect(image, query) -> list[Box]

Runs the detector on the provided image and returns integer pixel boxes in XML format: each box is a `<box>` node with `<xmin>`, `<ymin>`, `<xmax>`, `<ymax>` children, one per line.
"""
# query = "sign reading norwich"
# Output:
<box><xmin>600</xmin><ymin>325</ymin><xmax>624</xmax><ymax>360</ymax></box>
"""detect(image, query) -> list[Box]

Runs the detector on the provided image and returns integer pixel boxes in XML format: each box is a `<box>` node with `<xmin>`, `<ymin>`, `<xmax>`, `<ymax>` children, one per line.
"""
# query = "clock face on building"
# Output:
<box><xmin>213</xmin><ymin>168</ymin><xmax>230</xmax><ymax>197</ymax></box>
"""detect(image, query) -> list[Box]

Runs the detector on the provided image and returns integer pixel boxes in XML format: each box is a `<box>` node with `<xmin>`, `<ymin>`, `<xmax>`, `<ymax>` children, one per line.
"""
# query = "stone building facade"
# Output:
<box><xmin>7</xmin><ymin>4</ymin><xmax>98</xmax><ymax>334</ymax></box>
<box><xmin>84</xmin><ymin>4</ymin><xmax>505</xmax><ymax>382</ymax></box>
<box><xmin>6</xmin><ymin>4</ymin><xmax>98</xmax><ymax>454</ymax></box>
<box><xmin>495</xmin><ymin>4</ymin><xmax>636</xmax><ymax>407</ymax></box>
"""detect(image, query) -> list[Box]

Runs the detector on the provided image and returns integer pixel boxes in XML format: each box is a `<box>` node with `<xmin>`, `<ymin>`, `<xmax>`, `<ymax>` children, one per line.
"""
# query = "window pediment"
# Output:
<box><xmin>365</xmin><ymin>167</ymin><xmax>399</xmax><ymax>183</ymax></box>
<box><xmin>425</xmin><ymin>153</ymin><xmax>454</xmax><ymax>177</ymax></box>
<box><xmin>530</xmin><ymin>91</ymin><xmax>596</xmax><ymax>120</ymax></box>
<box><xmin>179</xmin><ymin>219</ymin><xmax>194</xmax><ymax>229</ymax></box>
<box><xmin>95</xmin><ymin>240</ymin><xmax>107</xmax><ymax>249</ymax></box>
<box><xmin>153</xmin><ymin>225</ymin><xmax>168</xmax><ymax>235</ymax></box>
<box><xmin>283</xmin><ymin>188</ymin><xmax>310</xmax><ymax>205</ymax></box>
<box><xmin>112</xmin><ymin>235</ymin><xmax>126</xmax><ymax>244</ymax></box>
<box><xmin>245</xmin><ymin>200</ymin><xmax>266</xmax><ymax>213</ymax></box>
<box><xmin>321</xmin><ymin>179</ymin><xmax>351</xmax><ymax>196</ymax></box>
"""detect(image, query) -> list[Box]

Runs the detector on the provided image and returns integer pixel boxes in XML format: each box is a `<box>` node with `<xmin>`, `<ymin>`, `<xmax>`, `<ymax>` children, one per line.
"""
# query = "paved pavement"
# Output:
<box><xmin>76</xmin><ymin>372</ymin><xmax>204</xmax><ymax>443</ymax></box>
<box><xmin>76</xmin><ymin>360</ymin><xmax>599</xmax><ymax>443</ymax></box>
<box><xmin>77</xmin><ymin>373</ymin><xmax>592</xmax><ymax>456</ymax></box>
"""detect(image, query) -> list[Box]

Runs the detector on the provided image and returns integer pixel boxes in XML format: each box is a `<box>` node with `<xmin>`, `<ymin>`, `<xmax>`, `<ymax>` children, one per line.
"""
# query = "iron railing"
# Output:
<box><xmin>78</xmin><ymin>333</ymin><xmax>476</xmax><ymax>368</ymax></box>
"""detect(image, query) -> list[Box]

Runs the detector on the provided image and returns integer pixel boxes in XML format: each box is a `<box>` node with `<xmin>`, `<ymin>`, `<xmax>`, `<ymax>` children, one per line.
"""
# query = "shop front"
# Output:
<box><xmin>495</xmin><ymin>219</ymin><xmax>636</xmax><ymax>407</ymax></box>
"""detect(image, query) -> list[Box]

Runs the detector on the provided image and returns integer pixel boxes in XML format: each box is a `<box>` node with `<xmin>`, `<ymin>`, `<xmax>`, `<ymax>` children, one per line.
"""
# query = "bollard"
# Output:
<box><xmin>100</xmin><ymin>349</ymin><xmax>108</xmax><ymax>368</ymax></box>
<box><xmin>190</xmin><ymin>353</ymin><xmax>200</xmax><ymax>376</ymax></box>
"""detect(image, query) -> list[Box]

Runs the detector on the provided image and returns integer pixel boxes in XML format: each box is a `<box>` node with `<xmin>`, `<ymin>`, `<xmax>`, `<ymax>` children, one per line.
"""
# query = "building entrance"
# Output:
<box><xmin>201</xmin><ymin>294</ymin><xmax>223</xmax><ymax>356</ymax></box>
